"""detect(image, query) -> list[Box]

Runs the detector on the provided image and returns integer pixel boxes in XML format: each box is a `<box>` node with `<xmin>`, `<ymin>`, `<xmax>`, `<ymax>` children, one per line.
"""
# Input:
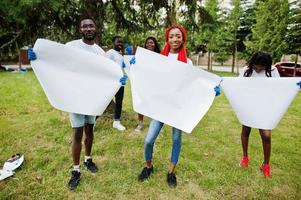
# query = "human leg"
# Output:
<box><xmin>84</xmin><ymin>115</ymin><xmax>96</xmax><ymax>156</ymax></box>
<box><xmin>240</xmin><ymin>125</ymin><xmax>251</xmax><ymax>168</ymax></box>
<box><xmin>135</xmin><ymin>113</ymin><xmax>144</xmax><ymax>132</ymax></box>
<box><xmin>169</xmin><ymin>127</ymin><xmax>182</xmax><ymax>173</ymax></box>
<box><xmin>144</xmin><ymin>119</ymin><xmax>163</xmax><ymax>164</ymax></box>
<box><xmin>259</xmin><ymin>129</ymin><xmax>271</xmax><ymax>164</ymax></box>
<box><xmin>83</xmin><ymin>115</ymin><xmax>98</xmax><ymax>173</ymax></box>
<box><xmin>259</xmin><ymin>129</ymin><xmax>272</xmax><ymax>177</ymax></box>
<box><xmin>138</xmin><ymin>119</ymin><xmax>163</xmax><ymax>181</ymax></box>
<box><xmin>113</xmin><ymin>87</ymin><xmax>125</xmax><ymax>130</ymax></box>
<box><xmin>241</xmin><ymin>125</ymin><xmax>251</xmax><ymax>157</ymax></box>
<box><xmin>68</xmin><ymin>113</ymin><xmax>85</xmax><ymax>189</ymax></box>
<box><xmin>167</xmin><ymin>127</ymin><xmax>182</xmax><ymax>187</ymax></box>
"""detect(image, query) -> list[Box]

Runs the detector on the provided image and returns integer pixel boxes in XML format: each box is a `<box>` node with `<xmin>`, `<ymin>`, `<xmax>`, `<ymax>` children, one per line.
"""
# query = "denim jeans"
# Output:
<box><xmin>69</xmin><ymin>113</ymin><xmax>96</xmax><ymax>128</ymax></box>
<box><xmin>144</xmin><ymin>119</ymin><xmax>182</xmax><ymax>165</ymax></box>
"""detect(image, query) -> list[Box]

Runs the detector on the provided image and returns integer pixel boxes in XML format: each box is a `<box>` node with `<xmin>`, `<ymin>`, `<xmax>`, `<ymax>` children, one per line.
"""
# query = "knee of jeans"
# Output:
<box><xmin>144</xmin><ymin>138</ymin><xmax>154</xmax><ymax>147</ymax></box>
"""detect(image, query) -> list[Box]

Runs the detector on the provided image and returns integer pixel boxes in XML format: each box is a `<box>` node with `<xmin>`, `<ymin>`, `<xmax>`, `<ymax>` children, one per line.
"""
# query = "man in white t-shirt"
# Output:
<box><xmin>106</xmin><ymin>36</ymin><xmax>127</xmax><ymax>131</ymax></box>
<box><xmin>65</xmin><ymin>17</ymin><xmax>105</xmax><ymax>190</ymax></box>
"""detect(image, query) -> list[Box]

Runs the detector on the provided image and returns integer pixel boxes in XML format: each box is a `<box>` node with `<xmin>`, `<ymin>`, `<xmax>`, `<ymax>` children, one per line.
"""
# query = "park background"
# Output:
<box><xmin>1</xmin><ymin>0</ymin><xmax>301</xmax><ymax>199</ymax></box>
<box><xmin>1</xmin><ymin>0</ymin><xmax>300</xmax><ymax>70</ymax></box>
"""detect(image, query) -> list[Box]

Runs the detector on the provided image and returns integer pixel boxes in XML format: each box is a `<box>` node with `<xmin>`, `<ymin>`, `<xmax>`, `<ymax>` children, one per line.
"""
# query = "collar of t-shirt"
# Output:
<box><xmin>167</xmin><ymin>52</ymin><xmax>192</xmax><ymax>65</ymax></box>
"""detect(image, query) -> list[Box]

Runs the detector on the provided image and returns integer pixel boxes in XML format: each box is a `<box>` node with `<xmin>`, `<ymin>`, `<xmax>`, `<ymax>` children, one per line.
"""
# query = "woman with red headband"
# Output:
<box><xmin>138</xmin><ymin>24</ymin><xmax>192</xmax><ymax>187</ymax></box>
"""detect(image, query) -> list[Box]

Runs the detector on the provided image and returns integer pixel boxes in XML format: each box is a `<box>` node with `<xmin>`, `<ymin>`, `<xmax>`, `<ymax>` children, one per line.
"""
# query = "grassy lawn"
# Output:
<box><xmin>0</xmin><ymin>71</ymin><xmax>300</xmax><ymax>199</ymax></box>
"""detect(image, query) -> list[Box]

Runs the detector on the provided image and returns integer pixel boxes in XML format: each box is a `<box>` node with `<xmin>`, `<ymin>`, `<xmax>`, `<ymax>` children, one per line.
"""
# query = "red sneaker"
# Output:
<box><xmin>240</xmin><ymin>156</ymin><xmax>249</xmax><ymax>169</ymax></box>
<box><xmin>260</xmin><ymin>164</ymin><xmax>272</xmax><ymax>178</ymax></box>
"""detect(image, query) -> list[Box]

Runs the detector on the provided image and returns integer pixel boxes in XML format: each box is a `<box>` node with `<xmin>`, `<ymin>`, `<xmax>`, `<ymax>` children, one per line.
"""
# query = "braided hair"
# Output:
<box><xmin>244</xmin><ymin>51</ymin><xmax>272</xmax><ymax>77</ymax></box>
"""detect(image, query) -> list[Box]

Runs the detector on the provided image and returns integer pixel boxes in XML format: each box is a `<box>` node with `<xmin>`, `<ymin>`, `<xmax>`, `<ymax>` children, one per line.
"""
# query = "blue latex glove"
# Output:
<box><xmin>27</xmin><ymin>48</ymin><xmax>37</xmax><ymax>61</ymax></box>
<box><xmin>214</xmin><ymin>85</ymin><xmax>221</xmax><ymax>96</ymax></box>
<box><xmin>122</xmin><ymin>61</ymin><xmax>126</xmax><ymax>68</ymax></box>
<box><xmin>129</xmin><ymin>56</ymin><xmax>136</xmax><ymax>65</ymax></box>
<box><xmin>19</xmin><ymin>67</ymin><xmax>28</xmax><ymax>72</ymax></box>
<box><xmin>125</xmin><ymin>45</ymin><xmax>133</xmax><ymax>55</ymax></box>
<box><xmin>297</xmin><ymin>81</ymin><xmax>301</xmax><ymax>89</ymax></box>
<box><xmin>119</xmin><ymin>75</ymin><xmax>127</xmax><ymax>86</ymax></box>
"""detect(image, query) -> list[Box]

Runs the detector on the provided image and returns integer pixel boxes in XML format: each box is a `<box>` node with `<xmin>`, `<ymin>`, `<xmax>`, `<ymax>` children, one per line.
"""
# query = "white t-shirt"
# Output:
<box><xmin>167</xmin><ymin>52</ymin><xmax>193</xmax><ymax>65</ymax></box>
<box><xmin>239</xmin><ymin>66</ymin><xmax>280</xmax><ymax>77</ymax></box>
<box><xmin>65</xmin><ymin>39</ymin><xmax>105</xmax><ymax>56</ymax></box>
<box><xmin>105</xmin><ymin>49</ymin><xmax>124</xmax><ymax>67</ymax></box>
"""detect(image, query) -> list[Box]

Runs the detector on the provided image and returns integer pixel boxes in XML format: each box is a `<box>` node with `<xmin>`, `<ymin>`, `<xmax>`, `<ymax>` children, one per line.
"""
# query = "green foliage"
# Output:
<box><xmin>0</xmin><ymin>0</ymin><xmax>211</xmax><ymax>60</ymax></box>
<box><xmin>0</xmin><ymin>71</ymin><xmax>300</xmax><ymax>199</ymax></box>
<box><xmin>286</xmin><ymin>0</ymin><xmax>301</xmax><ymax>55</ymax></box>
<box><xmin>0</xmin><ymin>0</ymin><xmax>297</xmax><ymax>63</ymax></box>
<box><xmin>214</xmin><ymin>0</ymin><xmax>242</xmax><ymax>68</ymax></box>
<box><xmin>245</xmin><ymin>0</ymin><xmax>289</xmax><ymax>62</ymax></box>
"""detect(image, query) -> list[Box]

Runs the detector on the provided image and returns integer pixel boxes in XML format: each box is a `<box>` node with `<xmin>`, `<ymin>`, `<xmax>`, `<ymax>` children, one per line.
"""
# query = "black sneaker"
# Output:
<box><xmin>138</xmin><ymin>166</ymin><xmax>153</xmax><ymax>181</ymax></box>
<box><xmin>84</xmin><ymin>159</ymin><xmax>98</xmax><ymax>173</ymax></box>
<box><xmin>167</xmin><ymin>172</ymin><xmax>177</xmax><ymax>187</ymax></box>
<box><xmin>68</xmin><ymin>170</ymin><xmax>81</xmax><ymax>190</ymax></box>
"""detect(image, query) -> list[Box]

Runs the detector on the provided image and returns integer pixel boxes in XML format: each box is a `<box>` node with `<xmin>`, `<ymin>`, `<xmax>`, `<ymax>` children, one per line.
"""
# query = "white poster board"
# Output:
<box><xmin>129</xmin><ymin>47</ymin><xmax>222</xmax><ymax>133</ymax></box>
<box><xmin>221</xmin><ymin>77</ymin><xmax>300</xmax><ymax>129</ymax></box>
<box><xmin>31</xmin><ymin>39</ymin><xmax>123</xmax><ymax>116</ymax></box>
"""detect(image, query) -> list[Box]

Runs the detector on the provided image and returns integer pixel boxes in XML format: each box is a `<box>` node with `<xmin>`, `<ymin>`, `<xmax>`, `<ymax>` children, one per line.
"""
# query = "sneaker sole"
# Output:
<box><xmin>68</xmin><ymin>178</ymin><xmax>81</xmax><ymax>190</ymax></box>
<box><xmin>239</xmin><ymin>163</ymin><xmax>248</xmax><ymax>169</ymax></box>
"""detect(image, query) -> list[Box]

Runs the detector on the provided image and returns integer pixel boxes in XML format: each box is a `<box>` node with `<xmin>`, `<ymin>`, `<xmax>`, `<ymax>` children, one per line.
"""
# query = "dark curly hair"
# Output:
<box><xmin>244</xmin><ymin>51</ymin><xmax>272</xmax><ymax>77</ymax></box>
<box><xmin>144</xmin><ymin>36</ymin><xmax>161</xmax><ymax>53</ymax></box>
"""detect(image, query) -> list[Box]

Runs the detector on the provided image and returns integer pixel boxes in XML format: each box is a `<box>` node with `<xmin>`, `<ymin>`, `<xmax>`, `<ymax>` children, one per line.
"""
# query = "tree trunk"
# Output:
<box><xmin>293</xmin><ymin>53</ymin><xmax>298</xmax><ymax>77</ymax></box>
<box><xmin>207</xmin><ymin>50</ymin><xmax>211</xmax><ymax>71</ymax></box>
<box><xmin>235</xmin><ymin>45</ymin><xmax>239</xmax><ymax>74</ymax></box>
<box><xmin>210</xmin><ymin>52</ymin><xmax>213</xmax><ymax>71</ymax></box>
<box><xmin>231</xmin><ymin>49</ymin><xmax>235</xmax><ymax>73</ymax></box>
<box><xmin>232</xmin><ymin>33</ymin><xmax>237</xmax><ymax>73</ymax></box>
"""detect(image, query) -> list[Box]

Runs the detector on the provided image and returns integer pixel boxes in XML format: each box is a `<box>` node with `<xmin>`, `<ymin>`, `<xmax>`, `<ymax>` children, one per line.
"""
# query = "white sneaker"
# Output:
<box><xmin>135</xmin><ymin>123</ymin><xmax>144</xmax><ymax>132</ymax></box>
<box><xmin>113</xmin><ymin>121</ymin><xmax>126</xmax><ymax>131</ymax></box>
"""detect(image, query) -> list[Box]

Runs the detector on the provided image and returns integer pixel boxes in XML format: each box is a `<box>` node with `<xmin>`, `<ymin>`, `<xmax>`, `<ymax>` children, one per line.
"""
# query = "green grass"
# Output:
<box><xmin>0</xmin><ymin>71</ymin><xmax>300</xmax><ymax>199</ymax></box>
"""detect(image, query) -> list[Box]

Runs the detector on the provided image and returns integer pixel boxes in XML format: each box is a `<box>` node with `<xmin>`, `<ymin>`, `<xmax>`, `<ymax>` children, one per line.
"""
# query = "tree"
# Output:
<box><xmin>213</xmin><ymin>0</ymin><xmax>242</xmax><ymax>71</ymax></box>
<box><xmin>227</xmin><ymin>0</ymin><xmax>242</xmax><ymax>72</ymax></box>
<box><xmin>286</xmin><ymin>0</ymin><xmax>301</xmax><ymax>76</ymax></box>
<box><xmin>237</xmin><ymin>0</ymin><xmax>256</xmax><ymax>60</ymax></box>
<box><xmin>200</xmin><ymin>0</ymin><xmax>220</xmax><ymax>70</ymax></box>
<box><xmin>0</xmin><ymin>0</ymin><xmax>212</xmax><ymax>61</ymax></box>
<box><xmin>245</xmin><ymin>0</ymin><xmax>289</xmax><ymax>62</ymax></box>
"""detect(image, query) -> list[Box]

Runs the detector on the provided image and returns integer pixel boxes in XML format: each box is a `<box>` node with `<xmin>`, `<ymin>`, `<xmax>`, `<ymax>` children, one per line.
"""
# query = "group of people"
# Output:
<box><xmin>28</xmin><ymin>17</ymin><xmax>279</xmax><ymax>190</ymax></box>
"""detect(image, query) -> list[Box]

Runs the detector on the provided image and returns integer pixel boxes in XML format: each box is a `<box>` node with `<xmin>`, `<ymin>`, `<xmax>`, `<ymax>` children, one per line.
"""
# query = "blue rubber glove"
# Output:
<box><xmin>27</xmin><ymin>48</ymin><xmax>37</xmax><ymax>61</ymax></box>
<box><xmin>214</xmin><ymin>85</ymin><xmax>221</xmax><ymax>96</ymax></box>
<box><xmin>19</xmin><ymin>67</ymin><xmax>28</xmax><ymax>72</ymax></box>
<box><xmin>297</xmin><ymin>81</ymin><xmax>301</xmax><ymax>89</ymax></box>
<box><xmin>129</xmin><ymin>56</ymin><xmax>136</xmax><ymax>65</ymax></box>
<box><xmin>119</xmin><ymin>75</ymin><xmax>127</xmax><ymax>86</ymax></box>
<box><xmin>125</xmin><ymin>45</ymin><xmax>133</xmax><ymax>55</ymax></box>
<box><xmin>122</xmin><ymin>61</ymin><xmax>126</xmax><ymax>68</ymax></box>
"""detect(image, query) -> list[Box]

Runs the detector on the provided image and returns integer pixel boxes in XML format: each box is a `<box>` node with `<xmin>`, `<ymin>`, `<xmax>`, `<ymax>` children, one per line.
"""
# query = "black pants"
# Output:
<box><xmin>114</xmin><ymin>87</ymin><xmax>124</xmax><ymax>120</ymax></box>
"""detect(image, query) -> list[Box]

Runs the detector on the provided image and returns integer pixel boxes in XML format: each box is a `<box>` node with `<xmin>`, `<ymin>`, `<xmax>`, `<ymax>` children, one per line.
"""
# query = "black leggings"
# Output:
<box><xmin>114</xmin><ymin>87</ymin><xmax>124</xmax><ymax>120</ymax></box>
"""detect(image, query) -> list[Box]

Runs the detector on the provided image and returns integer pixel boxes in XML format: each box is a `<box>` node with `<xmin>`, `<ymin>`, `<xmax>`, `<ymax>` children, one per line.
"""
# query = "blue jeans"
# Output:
<box><xmin>144</xmin><ymin>119</ymin><xmax>182</xmax><ymax>165</ymax></box>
